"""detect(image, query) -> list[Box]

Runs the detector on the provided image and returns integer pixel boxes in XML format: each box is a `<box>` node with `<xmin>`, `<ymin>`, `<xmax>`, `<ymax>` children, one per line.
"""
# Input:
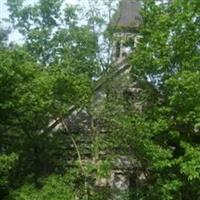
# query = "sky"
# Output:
<box><xmin>0</xmin><ymin>0</ymin><xmax>79</xmax><ymax>42</ymax></box>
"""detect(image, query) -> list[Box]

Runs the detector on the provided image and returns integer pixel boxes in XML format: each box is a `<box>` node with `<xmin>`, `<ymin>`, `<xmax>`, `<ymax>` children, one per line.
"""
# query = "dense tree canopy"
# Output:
<box><xmin>0</xmin><ymin>0</ymin><xmax>199</xmax><ymax>199</ymax></box>
<box><xmin>101</xmin><ymin>0</ymin><xmax>200</xmax><ymax>199</ymax></box>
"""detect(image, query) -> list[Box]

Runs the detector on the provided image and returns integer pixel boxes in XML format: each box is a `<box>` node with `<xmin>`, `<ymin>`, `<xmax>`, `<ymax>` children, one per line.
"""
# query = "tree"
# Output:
<box><xmin>1</xmin><ymin>0</ymin><xmax>121</xmax><ymax>198</ymax></box>
<box><xmin>99</xmin><ymin>0</ymin><xmax>200</xmax><ymax>199</ymax></box>
<box><xmin>7</xmin><ymin>0</ymin><xmax>99</xmax><ymax>77</ymax></box>
<box><xmin>1</xmin><ymin>0</ymin><xmax>199</xmax><ymax>199</ymax></box>
<box><xmin>1</xmin><ymin>1</ymin><xmax>94</xmax><ymax>197</ymax></box>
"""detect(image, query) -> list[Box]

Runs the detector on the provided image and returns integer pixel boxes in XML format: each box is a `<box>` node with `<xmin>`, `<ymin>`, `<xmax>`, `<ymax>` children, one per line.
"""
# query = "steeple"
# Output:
<box><xmin>109</xmin><ymin>0</ymin><xmax>142</xmax><ymax>32</ymax></box>
<box><xmin>109</xmin><ymin>0</ymin><xmax>142</xmax><ymax>60</ymax></box>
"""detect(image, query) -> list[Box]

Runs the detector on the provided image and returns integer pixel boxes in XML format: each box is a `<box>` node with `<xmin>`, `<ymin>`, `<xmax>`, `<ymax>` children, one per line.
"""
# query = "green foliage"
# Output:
<box><xmin>180</xmin><ymin>142</ymin><xmax>200</xmax><ymax>181</ymax></box>
<box><xmin>7</xmin><ymin>0</ymin><xmax>99</xmax><ymax>77</ymax></box>
<box><xmin>94</xmin><ymin>0</ymin><xmax>200</xmax><ymax>199</ymax></box>
<box><xmin>0</xmin><ymin>153</ymin><xmax>18</xmax><ymax>187</ymax></box>
<box><xmin>0</xmin><ymin>35</ymin><xmax>92</xmax><ymax>199</ymax></box>
<box><xmin>10</xmin><ymin>175</ymin><xmax>75</xmax><ymax>200</ymax></box>
<box><xmin>0</xmin><ymin>153</ymin><xmax>18</xmax><ymax>199</ymax></box>
<box><xmin>1</xmin><ymin>0</ymin><xmax>200</xmax><ymax>199</ymax></box>
<box><xmin>126</xmin><ymin>0</ymin><xmax>200</xmax><ymax>199</ymax></box>
<box><xmin>0</xmin><ymin>48</ymin><xmax>91</xmax><ymax>130</ymax></box>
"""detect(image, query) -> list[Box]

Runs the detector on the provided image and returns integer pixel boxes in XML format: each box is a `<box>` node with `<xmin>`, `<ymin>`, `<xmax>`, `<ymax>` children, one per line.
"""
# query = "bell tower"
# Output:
<box><xmin>109</xmin><ymin>0</ymin><xmax>142</xmax><ymax>61</ymax></box>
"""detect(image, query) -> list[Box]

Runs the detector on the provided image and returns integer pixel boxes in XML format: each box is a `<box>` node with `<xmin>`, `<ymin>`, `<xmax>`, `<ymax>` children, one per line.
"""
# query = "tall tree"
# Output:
<box><xmin>7</xmin><ymin>0</ymin><xmax>99</xmax><ymax>77</ymax></box>
<box><xmin>99</xmin><ymin>0</ymin><xmax>200</xmax><ymax>199</ymax></box>
<box><xmin>1</xmin><ymin>1</ymin><xmax>95</xmax><ymax>199</ymax></box>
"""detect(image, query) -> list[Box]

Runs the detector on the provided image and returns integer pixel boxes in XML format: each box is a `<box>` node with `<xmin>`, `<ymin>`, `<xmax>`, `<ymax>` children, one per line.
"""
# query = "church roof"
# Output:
<box><xmin>109</xmin><ymin>0</ymin><xmax>142</xmax><ymax>32</ymax></box>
